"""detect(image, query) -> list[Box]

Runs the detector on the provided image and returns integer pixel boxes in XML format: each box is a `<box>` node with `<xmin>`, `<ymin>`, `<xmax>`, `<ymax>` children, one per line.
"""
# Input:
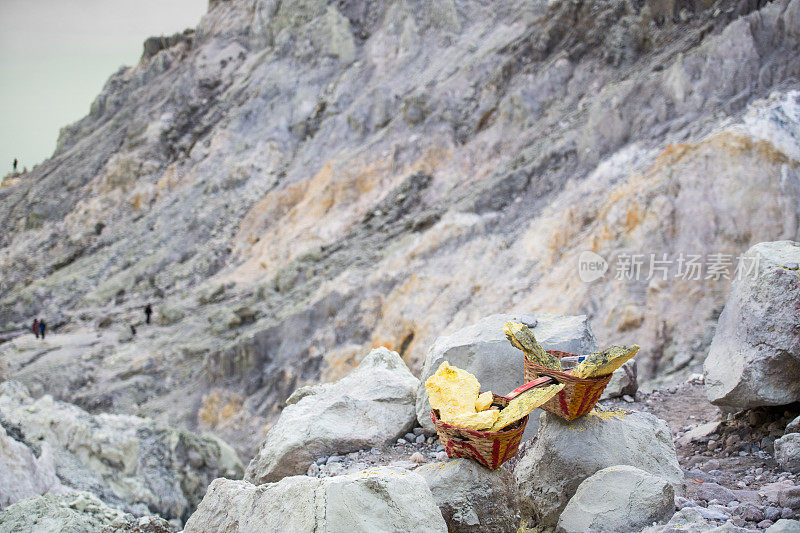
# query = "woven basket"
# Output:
<box><xmin>523</xmin><ymin>350</ymin><xmax>612</xmax><ymax>421</ymax></box>
<box><xmin>430</xmin><ymin>394</ymin><xmax>527</xmax><ymax>470</ymax></box>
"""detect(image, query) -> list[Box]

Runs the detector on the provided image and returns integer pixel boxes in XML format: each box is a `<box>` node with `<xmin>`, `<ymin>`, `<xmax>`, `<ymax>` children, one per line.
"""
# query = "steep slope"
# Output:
<box><xmin>1</xmin><ymin>0</ymin><xmax>798</xmax><ymax>457</ymax></box>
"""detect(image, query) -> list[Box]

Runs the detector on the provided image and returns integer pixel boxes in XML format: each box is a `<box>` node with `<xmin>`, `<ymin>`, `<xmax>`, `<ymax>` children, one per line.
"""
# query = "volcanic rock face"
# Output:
<box><xmin>1</xmin><ymin>0</ymin><xmax>799</xmax><ymax>470</ymax></box>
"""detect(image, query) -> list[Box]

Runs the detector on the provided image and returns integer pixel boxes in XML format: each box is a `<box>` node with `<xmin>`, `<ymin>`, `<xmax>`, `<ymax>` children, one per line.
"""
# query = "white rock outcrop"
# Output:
<box><xmin>415</xmin><ymin>313</ymin><xmax>598</xmax><ymax>434</ymax></box>
<box><xmin>245</xmin><ymin>347</ymin><xmax>419</xmax><ymax>484</ymax></box>
<box><xmin>416</xmin><ymin>458</ymin><xmax>519</xmax><ymax>532</ymax></box>
<box><xmin>184</xmin><ymin>468</ymin><xmax>448</xmax><ymax>532</ymax></box>
<box><xmin>775</xmin><ymin>433</ymin><xmax>800</xmax><ymax>474</ymax></box>
<box><xmin>0</xmin><ymin>423</ymin><xmax>64</xmax><ymax>508</ymax></box>
<box><xmin>704</xmin><ymin>241</ymin><xmax>800</xmax><ymax>409</ymax></box>
<box><xmin>515</xmin><ymin>410</ymin><xmax>683</xmax><ymax>526</ymax></box>
<box><xmin>0</xmin><ymin>380</ymin><xmax>242</xmax><ymax>521</ymax></box>
<box><xmin>557</xmin><ymin>465</ymin><xmax>675</xmax><ymax>533</ymax></box>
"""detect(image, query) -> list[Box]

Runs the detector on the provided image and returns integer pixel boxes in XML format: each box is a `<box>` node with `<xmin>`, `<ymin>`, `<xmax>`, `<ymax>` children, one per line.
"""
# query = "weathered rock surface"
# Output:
<box><xmin>0</xmin><ymin>423</ymin><xmax>64</xmax><ymax>509</ymax></box>
<box><xmin>0</xmin><ymin>380</ymin><xmax>242</xmax><ymax>522</ymax></box>
<box><xmin>416</xmin><ymin>458</ymin><xmax>519</xmax><ymax>533</ymax></box>
<box><xmin>415</xmin><ymin>313</ymin><xmax>597</xmax><ymax>434</ymax></box>
<box><xmin>775</xmin><ymin>434</ymin><xmax>800</xmax><ymax>474</ymax></box>
<box><xmin>705</xmin><ymin>241</ymin><xmax>800</xmax><ymax>410</ymax></box>
<box><xmin>0</xmin><ymin>491</ymin><xmax>172</xmax><ymax>533</ymax></box>
<box><xmin>600</xmin><ymin>360</ymin><xmax>638</xmax><ymax>400</ymax></box>
<box><xmin>245</xmin><ymin>347</ymin><xmax>418</xmax><ymax>484</ymax></box>
<box><xmin>184</xmin><ymin>468</ymin><xmax>447</xmax><ymax>532</ymax></box>
<box><xmin>557</xmin><ymin>465</ymin><xmax>675</xmax><ymax>533</ymax></box>
<box><xmin>515</xmin><ymin>410</ymin><xmax>683</xmax><ymax>526</ymax></box>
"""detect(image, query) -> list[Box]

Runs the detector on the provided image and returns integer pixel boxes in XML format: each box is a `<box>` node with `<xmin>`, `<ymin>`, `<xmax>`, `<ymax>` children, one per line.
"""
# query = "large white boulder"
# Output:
<box><xmin>557</xmin><ymin>465</ymin><xmax>675</xmax><ymax>533</ymax></box>
<box><xmin>245</xmin><ymin>347</ymin><xmax>419</xmax><ymax>484</ymax></box>
<box><xmin>415</xmin><ymin>313</ymin><xmax>598</xmax><ymax>434</ymax></box>
<box><xmin>704</xmin><ymin>241</ymin><xmax>800</xmax><ymax>409</ymax></box>
<box><xmin>184</xmin><ymin>468</ymin><xmax>448</xmax><ymax>532</ymax></box>
<box><xmin>775</xmin><ymin>433</ymin><xmax>800</xmax><ymax>473</ymax></box>
<box><xmin>416</xmin><ymin>458</ymin><xmax>519</xmax><ymax>532</ymax></box>
<box><xmin>515</xmin><ymin>410</ymin><xmax>683</xmax><ymax>526</ymax></box>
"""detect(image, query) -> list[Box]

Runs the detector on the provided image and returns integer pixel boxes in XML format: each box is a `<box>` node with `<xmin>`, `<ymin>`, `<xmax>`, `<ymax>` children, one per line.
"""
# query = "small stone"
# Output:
<box><xmin>622</xmin><ymin>395</ymin><xmax>634</xmax><ymax>403</ymax></box>
<box><xmin>396</xmin><ymin>438</ymin><xmax>407</xmax><ymax>445</ymax></box>
<box><xmin>415</xmin><ymin>434</ymin><xmax>425</xmax><ymax>445</ymax></box>
<box><xmin>736</xmin><ymin>502</ymin><xmax>765</xmax><ymax>522</ymax></box>
<box><xmin>435</xmin><ymin>444</ymin><xmax>444</xmax><ymax>452</ymax></box>
<box><xmin>708</xmin><ymin>440</ymin><xmax>718</xmax><ymax>451</ymax></box>
<box><xmin>307</xmin><ymin>463</ymin><xmax>320</xmax><ymax>477</ymax></box>
<box><xmin>326</xmin><ymin>455</ymin><xmax>344</xmax><ymax>465</ymax></box>
<box><xmin>758</xmin><ymin>519</ymin><xmax>774</xmax><ymax>528</ymax></box>
<box><xmin>426</xmin><ymin>436</ymin><xmax>436</xmax><ymax>445</ymax></box>
<box><xmin>410</xmin><ymin>452</ymin><xmax>425</xmax><ymax>464</ymax></box>
<box><xmin>412</xmin><ymin>427</ymin><xmax>425</xmax><ymax>436</ymax></box>
<box><xmin>767</xmin><ymin>507</ymin><xmax>783</xmax><ymax>521</ymax></box>
<box><xmin>316</xmin><ymin>456</ymin><xmax>328</xmax><ymax>465</ymax></box>
<box><xmin>675</xmin><ymin>497</ymin><xmax>697</xmax><ymax>509</ymax></box>
<box><xmin>435</xmin><ymin>451</ymin><xmax>448</xmax><ymax>461</ymax></box>
<box><xmin>404</xmin><ymin>433</ymin><xmax>416</xmax><ymax>442</ymax></box>
<box><xmin>731</xmin><ymin>517</ymin><xmax>746</xmax><ymax>527</ymax></box>
<box><xmin>782</xmin><ymin>508</ymin><xmax>795</xmax><ymax>518</ymax></box>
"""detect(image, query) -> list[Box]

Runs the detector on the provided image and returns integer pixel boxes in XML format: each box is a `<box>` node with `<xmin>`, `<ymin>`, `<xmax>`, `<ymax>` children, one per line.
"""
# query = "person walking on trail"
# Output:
<box><xmin>32</xmin><ymin>318</ymin><xmax>39</xmax><ymax>339</ymax></box>
<box><xmin>38</xmin><ymin>319</ymin><xmax>46</xmax><ymax>340</ymax></box>
<box><xmin>144</xmin><ymin>304</ymin><xmax>152</xmax><ymax>325</ymax></box>
<box><xmin>13</xmin><ymin>158</ymin><xmax>18</xmax><ymax>172</ymax></box>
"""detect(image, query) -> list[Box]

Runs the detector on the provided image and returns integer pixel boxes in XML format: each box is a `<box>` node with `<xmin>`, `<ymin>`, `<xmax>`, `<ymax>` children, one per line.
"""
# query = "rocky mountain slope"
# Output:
<box><xmin>1</xmin><ymin>0</ymin><xmax>799</xmax><ymax>460</ymax></box>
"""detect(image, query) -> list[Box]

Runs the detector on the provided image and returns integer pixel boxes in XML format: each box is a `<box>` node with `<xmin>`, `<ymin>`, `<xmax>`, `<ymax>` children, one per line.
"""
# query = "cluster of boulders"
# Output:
<box><xmin>0</xmin><ymin>380</ymin><xmax>242</xmax><ymax>529</ymax></box>
<box><xmin>182</xmin><ymin>313</ymin><xmax>691</xmax><ymax>532</ymax></box>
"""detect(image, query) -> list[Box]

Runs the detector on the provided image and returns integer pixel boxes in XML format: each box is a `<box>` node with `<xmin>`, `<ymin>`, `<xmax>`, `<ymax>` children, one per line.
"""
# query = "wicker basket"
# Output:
<box><xmin>523</xmin><ymin>350</ymin><xmax>612</xmax><ymax>421</ymax></box>
<box><xmin>430</xmin><ymin>393</ymin><xmax>527</xmax><ymax>470</ymax></box>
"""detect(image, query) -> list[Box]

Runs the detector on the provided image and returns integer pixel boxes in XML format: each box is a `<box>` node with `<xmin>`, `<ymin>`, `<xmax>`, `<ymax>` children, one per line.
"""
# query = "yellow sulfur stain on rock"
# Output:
<box><xmin>589</xmin><ymin>408</ymin><xmax>629</xmax><ymax>421</ymax></box>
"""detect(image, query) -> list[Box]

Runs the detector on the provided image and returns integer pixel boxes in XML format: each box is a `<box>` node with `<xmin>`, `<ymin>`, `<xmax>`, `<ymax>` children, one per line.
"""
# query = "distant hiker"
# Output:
<box><xmin>32</xmin><ymin>318</ymin><xmax>39</xmax><ymax>339</ymax></box>
<box><xmin>144</xmin><ymin>304</ymin><xmax>152</xmax><ymax>325</ymax></box>
<box><xmin>130</xmin><ymin>324</ymin><xmax>137</xmax><ymax>336</ymax></box>
<box><xmin>38</xmin><ymin>319</ymin><xmax>46</xmax><ymax>340</ymax></box>
<box><xmin>13</xmin><ymin>158</ymin><xmax>17</xmax><ymax>172</ymax></box>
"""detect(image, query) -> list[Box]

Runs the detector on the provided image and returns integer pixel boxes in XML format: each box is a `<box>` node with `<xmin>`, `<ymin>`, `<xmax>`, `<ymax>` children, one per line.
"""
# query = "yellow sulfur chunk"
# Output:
<box><xmin>425</xmin><ymin>362</ymin><xmax>481</xmax><ymax>417</ymax></box>
<box><xmin>488</xmin><ymin>383</ymin><xmax>564</xmax><ymax>432</ymax></box>
<box><xmin>571</xmin><ymin>345</ymin><xmax>640</xmax><ymax>379</ymax></box>
<box><xmin>447</xmin><ymin>409</ymin><xmax>501</xmax><ymax>430</ymax></box>
<box><xmin>503</xmin><ymin>322</ymin><xmax>562</xmax><ymax>370</ymax></box>
<box><xmin>475</xmin><ymin>391</ymin><xmax>494</xmax><ymax>412</ymax></box>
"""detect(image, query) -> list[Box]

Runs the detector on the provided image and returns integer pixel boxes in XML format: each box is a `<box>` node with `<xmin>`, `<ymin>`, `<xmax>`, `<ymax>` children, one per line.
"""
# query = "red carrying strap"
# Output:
<box><xmin>503</xmin><ymin>376</ymin><xmax>559</xmax><ymax>400</ymax></box>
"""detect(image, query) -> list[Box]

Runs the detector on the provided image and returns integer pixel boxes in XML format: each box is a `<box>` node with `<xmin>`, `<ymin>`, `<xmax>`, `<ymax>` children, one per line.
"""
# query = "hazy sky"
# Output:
<box><xmin>0</xmin><ymin>0</ymin><xmax>208</xmax><ymax>172</ymax></box>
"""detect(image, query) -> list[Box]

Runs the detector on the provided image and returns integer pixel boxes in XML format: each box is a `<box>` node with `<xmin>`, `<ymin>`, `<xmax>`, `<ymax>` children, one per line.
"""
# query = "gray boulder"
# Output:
<box><xmin>245</xmin><ymin>347</ymin><xmax>419</xmax><ymax>484</ymax></box>
<box><xmin>0</xmin><ymin>491</ymin><xmax>172</xmax><ymax>533</ymax></box>
<box><xmin>775</xmin><ymin>433</ymin><xmax>800</xmax><ymax>473</ymax></box>
<box><xmin>515</xmin><ymin>410</ymin><xmax>683</xmax><ymax>526</ymax></box>
<box><xmin>705</xmin><ymin>241</ymin><xmax>800</xmax><ymax>410</ymax></box>
<box><xmin>600</xmin><ymin>360</ymin><xmax>638</xmax><ymax>400</ymax></box>
<box><xmin>415</xmin><ymin>313</ymin><xmax>598</xmax><ymax>434</ymax></box>
<box><xmin>184</xmin><ymin>468</ymin><xmax>447</xmax><ymax>532</ymax></box>
<box><xmin>0</xmin><ymin>380</ymin><xmax>242</xmax><ymax>521</ymax></box>
<box><xmin>767</xmin><ymin>520</ymin><xmax>800</xmax><ymax>532</ymax></box>
<box><xmin>0</xmin><ymin>423</ymin><xmax>64</xmax><ymax>508</ymax></box>
<box><xmin>416</xmin><ymin>458</ymin><xmax>519</xmax><ymax>532</ymax></box>
<box><xmin>557</xmin><ymin>465</ymin><xmax>675</xmax><ymax>533</ymax></box>
<box><xmin>786</xmin><ymin>416</ymin><xmax>800</xmax><ymax>435</ymax></box>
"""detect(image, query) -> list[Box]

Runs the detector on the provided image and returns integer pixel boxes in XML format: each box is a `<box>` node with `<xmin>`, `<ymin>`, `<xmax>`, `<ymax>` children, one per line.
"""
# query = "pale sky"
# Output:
<box><xmin>0</xmin><ymin>0</ymin><xmax>208</xmax><ymax>173</ymax></box>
